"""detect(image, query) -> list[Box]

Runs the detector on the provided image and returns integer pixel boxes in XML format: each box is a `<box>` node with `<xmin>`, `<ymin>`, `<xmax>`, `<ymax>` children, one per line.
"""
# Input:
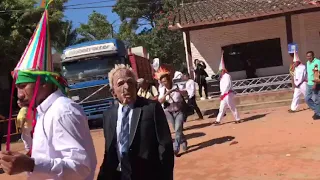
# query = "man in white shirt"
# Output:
<box><xmin>1</xmin><ymin>4</ymin><xmax>97</xmax><ymax>178</ymax></box>
<box><xmin>212</xmin><ymin>56</ymin><xmax>240</xmax><ymax>125</ymax></box>
<box><xmin>0</xmin><ymin>71</ymin><xmax>97</xmax><ymax>180</ymax></box>
<box><xmin>289</xmin><ymin>52</ymin><xmax>307</xmax><ymax>112</ymax></box>
<box><xmin>181</xmin><ymin>72</ymin><xmax>203</xmax><ymax>119</ymax></box>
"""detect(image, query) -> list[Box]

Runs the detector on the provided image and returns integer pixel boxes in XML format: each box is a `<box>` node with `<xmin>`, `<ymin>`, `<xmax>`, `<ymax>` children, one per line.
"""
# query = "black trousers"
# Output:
<box><xmin>198</xmin><ymin>80</ymin><xmax>208</xmax><ymax>98</ymax></box>
<box><xmin>188</xmin><ymin>96</ymin><xmax>203</xmax><ymax>119</ymax></box>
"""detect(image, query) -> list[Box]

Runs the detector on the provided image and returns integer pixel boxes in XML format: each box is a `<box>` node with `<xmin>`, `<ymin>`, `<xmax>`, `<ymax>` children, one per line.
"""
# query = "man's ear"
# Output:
<box><xmin>110</xmin><ymin>88</ymin><xmax>116</xmax><ymax>98</ymax></box>
<box><xmin>42</xmin><ymin>83</ymin><xmax>56</xmax><ymax>92</ymax></box>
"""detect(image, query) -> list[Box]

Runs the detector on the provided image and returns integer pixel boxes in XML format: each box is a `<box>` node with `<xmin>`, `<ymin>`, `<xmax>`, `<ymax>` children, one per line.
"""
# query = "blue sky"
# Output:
<box><xmin>64</xmin><ymin>0</ymin><xmax>121</xmax><ymax>31</ymax></box>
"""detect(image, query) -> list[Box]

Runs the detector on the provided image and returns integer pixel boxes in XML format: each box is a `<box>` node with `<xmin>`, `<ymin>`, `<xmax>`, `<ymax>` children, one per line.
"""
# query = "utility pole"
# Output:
<box><xmin>110</xmin><ymin>24</ymin><xmax>114</xmax><ymax>38</ymax></box>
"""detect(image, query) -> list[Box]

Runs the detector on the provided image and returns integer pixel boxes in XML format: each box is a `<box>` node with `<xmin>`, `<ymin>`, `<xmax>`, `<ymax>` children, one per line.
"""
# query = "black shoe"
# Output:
<box><xmin>174</xmin><ymin>149</ymin><xmax>180</xmax><ymax>157</ymax></box>
<box><xmin>181</xmin><ymin>141</ymin><xmax>188</xmax><ymax>152</ymax></box>
<box><xmin>313</xmin><ymin>115</ymin><xmax>320</xmax><ymax>120</ymax></box>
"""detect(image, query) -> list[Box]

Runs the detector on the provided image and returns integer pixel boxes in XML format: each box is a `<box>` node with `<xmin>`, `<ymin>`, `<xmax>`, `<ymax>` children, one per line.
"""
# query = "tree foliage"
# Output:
<box><xmin>77</xmin><ymin>11</ymin><xmax>113</xmax><ymax>41</ymax></box>
<box><xmin>113</xmin><ymin>0</ymin><xmax>163</xmax><ymax>28</ymax></box>
<box><xmin>53</xmin><ymin>20</ymin><xmax>78</xmax><ymax>53</ymax></box>
<box><xmin>0</xmin><ymin>0</ymin><xmax>67</xmax><ymax>68</ymax></box>
<box><xmin>113</xmin><ymin>0</ymin><xmax>186</xmax><ymax>69</ymax></box>
<box><xmin>0</xmin><ymin>0</ymin><xmax>68</xmax><ymax>114</ymax></box>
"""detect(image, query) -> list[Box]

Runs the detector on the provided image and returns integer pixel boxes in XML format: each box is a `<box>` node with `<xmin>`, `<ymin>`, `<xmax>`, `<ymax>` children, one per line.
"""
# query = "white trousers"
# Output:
<box><xmin>290</xmin><ymin>82</ymin><xmax>307</xmax><ymax>111</ymax></box>
<box><xmin>216</xmin><ymin>93</ymin><xmax>240</xmax><ymax>122</ymax></box>
<box><xmin>21</xmin><ymin>127</ymin><xmax>32</xmax><ymax>151</ymax></box>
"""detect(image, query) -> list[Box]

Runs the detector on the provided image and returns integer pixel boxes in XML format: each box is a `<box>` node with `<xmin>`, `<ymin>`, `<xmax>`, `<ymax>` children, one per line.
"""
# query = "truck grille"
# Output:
<box><xmin>68</xmin><ymin>84</ymin><xmax>112</xmax><ymax>103</ymax></box>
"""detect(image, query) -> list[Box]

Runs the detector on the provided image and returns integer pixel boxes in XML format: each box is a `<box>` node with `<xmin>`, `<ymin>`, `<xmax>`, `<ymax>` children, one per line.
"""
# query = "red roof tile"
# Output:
<box><xmin>169</xmin><ymin>0</ymin><xmax>319</xmax><ymax>30</ymax></box>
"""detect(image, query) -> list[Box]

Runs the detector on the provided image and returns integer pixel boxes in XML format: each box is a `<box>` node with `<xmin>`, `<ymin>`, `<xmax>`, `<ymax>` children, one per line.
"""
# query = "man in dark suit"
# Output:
<box><xmin>98</xmin><ymin>64</ymin><xmax>174</xmax><ymax>180</ymax></box>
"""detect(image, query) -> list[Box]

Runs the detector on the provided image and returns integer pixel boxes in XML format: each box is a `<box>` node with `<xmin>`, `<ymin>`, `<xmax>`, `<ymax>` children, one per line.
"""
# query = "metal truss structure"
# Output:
<box><xmin>208</xmin><ymin>74</ymin><xmax>292</xmax><ymax>96</ymax></box>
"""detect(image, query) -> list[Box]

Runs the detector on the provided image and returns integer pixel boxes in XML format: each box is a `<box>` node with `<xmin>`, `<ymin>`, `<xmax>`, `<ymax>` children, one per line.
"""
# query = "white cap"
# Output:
<box><xmin>293</xmin><ymin>51</ymin><xmax>301</xmax><ymax>62</ymax></box>
<box><xmin>218</xmin><ymin>51</ymin><xmax>227</xmax><ymax>71</ymax></box>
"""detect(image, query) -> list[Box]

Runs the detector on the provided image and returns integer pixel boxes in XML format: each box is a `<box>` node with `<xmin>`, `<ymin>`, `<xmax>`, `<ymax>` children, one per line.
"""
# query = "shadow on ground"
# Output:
<box><xmin>211</xmin><ymin>113</ymin><xmax>268</xmax><ymax>126</ymax></box>
<box><xmin>187</xmin><ymin>118</ymin><xmax>207</xmax><ymax>123</ymax></box>
<box><xmin>241</xmin><ymin>113</ymin><xmax>267</xmax><ymax>123</ymax></box>
<box><xmin>204</xmin><ymin>109</ymin><xmax>219</xmax><ymax>117</ymax></box>
<box><xmin>184</xmin><ymin>123</ymin><xmax>212</xmax><ymax>131</ymax></box>
<box><xmin>185</xmin><ymin>132</ymin><xmax>206</xmax><ymax>140</ymax></box>
<box><xmin>205</xmin><ymin>109</ymin><xmax>227</xmax><ymax>119</ymax></box>
<box><xmin>180</xmin><ymin>136</ymin><xmax>235</xmax><ymax>156</ymax></box>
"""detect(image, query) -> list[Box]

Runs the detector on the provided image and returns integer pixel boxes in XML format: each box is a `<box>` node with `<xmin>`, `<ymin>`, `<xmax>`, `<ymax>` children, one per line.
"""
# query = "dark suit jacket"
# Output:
<box><xmin>97</xmin><ymin>97</ymin><xmax>174</xmax><ymax>180</ymax></box>
<box><xmin>195</xmin><ymin>62</ymin><xmax>208</xmax><ymax>84</ymax></box>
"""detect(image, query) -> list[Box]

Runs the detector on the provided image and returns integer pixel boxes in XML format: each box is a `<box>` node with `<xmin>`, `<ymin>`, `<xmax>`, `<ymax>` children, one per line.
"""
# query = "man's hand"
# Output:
<box><xmin>313</xmin><ymin>84</ymin><xmax>316</xmax><ymax>90</ymax></box>
<box><xmin>0</xmin><ymin>151</ymin><xmax>34</xmax><ymax>175</ymax></box>
<box><xmin>165</xmin><ymin>88</ymin><xmax>177</xmax><ymax>95</ymax></box>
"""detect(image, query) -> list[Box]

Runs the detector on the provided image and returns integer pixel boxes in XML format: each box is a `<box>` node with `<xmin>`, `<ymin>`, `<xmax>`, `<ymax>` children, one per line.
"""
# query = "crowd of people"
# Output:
<box><xmin>1</xmin><ymin>3</ymin><xmax>319</xmax><ymax>179</ymax></box>
<box><xmin>289</xmin><ymin>51</ymin><xmax>320</xmax><ymax>120</ymax></box>
<box><xmin>0</xmin><ymin>48</ymin><xmax>237</xmax><ymax>180</ymax></box>
<box><xmin>2</xmin><ymin>48</ymin><xmax>318</xmax><ymax>180</ymax></box>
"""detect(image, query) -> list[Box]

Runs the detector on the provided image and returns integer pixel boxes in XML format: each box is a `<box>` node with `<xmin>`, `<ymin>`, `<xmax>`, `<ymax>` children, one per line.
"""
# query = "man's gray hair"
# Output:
<box><xmin>108</xmin><ymin>64</ymin><xmax>137</xmax><ymax>89</ymax></box>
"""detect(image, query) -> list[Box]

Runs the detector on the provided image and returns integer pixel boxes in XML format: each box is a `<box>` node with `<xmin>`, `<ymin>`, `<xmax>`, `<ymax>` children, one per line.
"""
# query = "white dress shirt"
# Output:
<box><xmin>116</xmin><ymin>103</ymin><xmax>133</xmax><ymax>171</ymax></box>
<box><xmin>220</xmin><ymin>73</ymin><xmax>233</xmax><ymax>95</ymax></box>
<box><xmin>184</xmin><ymin>79</ymin><xmax>196</xmax><ymax>99</ymax></box>
<box><xmin>29</xmin><ymin>90</ymin><xmax>97</xmax><ymax>180</ymax></box>
<box><xmin>294</xmin><ymin>64</ymin><xmax>307</xmax><ymax>86</ymax></box>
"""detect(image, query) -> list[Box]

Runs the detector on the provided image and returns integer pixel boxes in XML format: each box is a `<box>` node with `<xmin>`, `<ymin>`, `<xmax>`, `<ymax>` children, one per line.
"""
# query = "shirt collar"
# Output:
<box><xmin>118</xmin><ymin>102</ymin><xmax>134</xmax><ymax>110</ymax></box>
<box><xmin>309</xmin><ymin>58</ymin><xmax>316</xmax><ymax>63</ymax></box>
<box><xmin>36</xmin><ymin>90</ymin><xmax>64</xmax><ymax>115</ymax></box>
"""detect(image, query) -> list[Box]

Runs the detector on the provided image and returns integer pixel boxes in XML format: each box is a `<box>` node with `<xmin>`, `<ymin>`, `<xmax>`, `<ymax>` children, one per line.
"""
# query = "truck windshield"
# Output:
<box><xmin>62</xmin><ymin>55</ymin><xmax>122</xmax><ymax>82</ymax></box>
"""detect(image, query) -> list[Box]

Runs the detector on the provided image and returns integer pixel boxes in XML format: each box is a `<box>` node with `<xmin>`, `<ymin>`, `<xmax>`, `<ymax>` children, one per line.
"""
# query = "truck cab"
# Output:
<box><xmin>61</xmin><ymin>39</ymin><xmax>127</xmax><ymax>121</ymax></box>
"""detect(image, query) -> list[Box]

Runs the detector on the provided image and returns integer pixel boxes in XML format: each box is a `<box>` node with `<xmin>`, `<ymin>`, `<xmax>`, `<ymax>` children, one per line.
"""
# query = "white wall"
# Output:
<box><xmin>189</xmin><ymin>17</ymin><xmax>291</xmax><ymax>80</ymax></box>
<box><xmin>292</xmin><ymin>11</ymin><xmax>320</xmax><ymax>62</ymax></box>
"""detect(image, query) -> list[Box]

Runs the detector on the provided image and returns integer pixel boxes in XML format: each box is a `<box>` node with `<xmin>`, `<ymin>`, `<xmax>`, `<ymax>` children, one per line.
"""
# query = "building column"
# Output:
<box><xmin>285</xmin><ymin>15</ymin><xmax>293</xmax><ymax>44</ymax></box>
<box><xmin>182</xmin><ymin>31</ymin><xmax>194</xmax><ymax>79</ymax></box>
<box><xmin>298</xmin><ymin>14</ymin><xmax>307</xmax><ymax>57</ymax></box>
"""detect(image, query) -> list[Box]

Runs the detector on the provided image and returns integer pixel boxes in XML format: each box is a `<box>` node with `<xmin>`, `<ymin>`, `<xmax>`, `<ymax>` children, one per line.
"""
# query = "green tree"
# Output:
<box><xmin>53</xmin><ymin>20</ymin><xmax>78</xmax><ymax>53</ymax></box>
<box><xmin>113</xmin><ymin>0</ymin><xmax>163</xmax><ymax>28</ymax></box>
<box><xmin>0</xmin><ymin>0</ymin><xmax>67</xmax><ymax>66</ymax></box>
<box><xmin>77</xmin><ymin>11</ymin><xmax>114</xmax><ymax>41</ymax></box>
<box><xmin>0</xmin><ymin>0</ymin><xmax>67</xmax><ymax>114</ymax></box>
<box><xmin>113</xmin><ymin>0</ymin><xmax>186</xmax><ymax>69</ymax></box>
<box><xmin>116</xmin><ymin>19</ymin><xmax>139</xmax><ymax>48</ymax></box>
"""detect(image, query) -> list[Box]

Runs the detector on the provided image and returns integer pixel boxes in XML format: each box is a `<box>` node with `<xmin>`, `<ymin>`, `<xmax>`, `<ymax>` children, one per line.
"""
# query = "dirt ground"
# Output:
<box><xmin>2</xmin><ymin>105</ymin><xmax>320</xmax><ymax>180</ymax></box>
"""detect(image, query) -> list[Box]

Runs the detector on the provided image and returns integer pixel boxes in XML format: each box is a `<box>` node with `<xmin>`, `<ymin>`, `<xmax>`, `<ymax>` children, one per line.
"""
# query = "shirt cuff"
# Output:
<box><xmin>33</xmin><ymin>157</ymin><xmax>53</xmax><ymax>174</ymax></box>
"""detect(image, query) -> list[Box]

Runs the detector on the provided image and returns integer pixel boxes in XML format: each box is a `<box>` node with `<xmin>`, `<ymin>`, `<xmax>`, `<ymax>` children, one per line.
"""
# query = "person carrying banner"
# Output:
<box><xmin>288</xmin><ymin>51</ymin><xmax>307</xmax><ymax>113</ymax></box>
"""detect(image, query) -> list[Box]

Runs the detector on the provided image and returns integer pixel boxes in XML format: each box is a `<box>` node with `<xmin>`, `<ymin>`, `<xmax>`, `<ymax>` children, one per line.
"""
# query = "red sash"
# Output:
<box><xmin>220</xmin><ymin>90</ymin><xmax>233</xmax><ymax>100</ymax></box>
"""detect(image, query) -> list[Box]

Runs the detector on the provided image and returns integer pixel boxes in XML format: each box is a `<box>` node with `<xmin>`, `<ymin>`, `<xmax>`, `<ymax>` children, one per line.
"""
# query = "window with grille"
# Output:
<box><xmin>222</xmin><ymin>38</ymin><xmax>283</xmax><ymax>72</ymax></box>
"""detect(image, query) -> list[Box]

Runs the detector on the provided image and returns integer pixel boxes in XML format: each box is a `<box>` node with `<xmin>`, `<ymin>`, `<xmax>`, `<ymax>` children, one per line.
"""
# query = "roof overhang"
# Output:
<box><xmin>169</xmin><ymin>1</ymin><xmax>320</xmax><ymax>31</ymax></box>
